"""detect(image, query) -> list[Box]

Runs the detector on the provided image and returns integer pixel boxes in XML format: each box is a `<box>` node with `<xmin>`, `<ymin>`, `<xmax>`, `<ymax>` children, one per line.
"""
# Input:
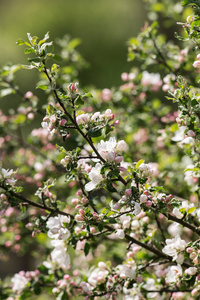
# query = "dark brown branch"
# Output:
<box><xmin>0</xmin><ymin>185</ymin><xmax>73</xmax><ymax>219</ymax></box>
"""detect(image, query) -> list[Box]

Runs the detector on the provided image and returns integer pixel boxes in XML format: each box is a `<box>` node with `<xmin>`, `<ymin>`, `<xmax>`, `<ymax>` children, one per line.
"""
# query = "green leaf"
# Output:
<box><xmin>107</xmin><ymin>217</ymin><xmax>117</xmax><ymax>224</ymax></box>
<box><xmin>36</xmin><ymin>85</ymin><xmax>48</xmax><ymax>90</ymax></box>
<box><xmin>28</xmin><ymin>58</ymin><xmax>42</xmax><ymax>63</ymax></box>
<box><xmin>188</xmin><ymin>207</ymin><xmax>196</xmax><ymax>214</ymax></box>
<box><xmin>47</xmin><ymin>104</ymin><xmax>55</xmax><ymax>115</ymax></box>
<box><xmin>136</xmin><ymin>159</ymin><xmax>145</xmax><ymax>169</ymax></box>
<box><xmin>16</xmin><ymin>38</ymin><xmax>31</xmax><ymax>47</ymax></box>
<box><xmin>102</xmin><ymin>208</ymin><xmax>107</xmax><ymax>214</ymax></box>
<box><xmin>184</xmin><ymin>167</ymin><xmax>199</xmax><ymax>172</ymax></box>
<box><xmin>51</xmin><ymin>64</ymin><xmax>59</xmax><ymax>72</ymax></box>
<box><xmin>21</xmin><ymin>64</ymin><xmax>36</xmax><ymax>70</ymax></box>
<box><xmin>82</xmin><ymin>92</ymin><xmax>93</xmax><ymax>98</ymax></box>
<box><xmin>24</xmin><ymin>48</ymin><xmax>35</xmax><ymax>54</ymax></box>
<box><xmin>106</xmin><ymin>180</ymin><xmax>117</xmax><ymax>193</ymax></box>
<box><xmin>107</xmin><ymin>211</ymin><xmax>115</xmax><ymax>216</ymax></box>
<box><xmin>88</xmin><ymin>127</ymin><xmax>102</xmax><ymax>137</ymax></box>
<box><xmin>38</xmin><ymin>32</ymin><xmax>50</xmax><ymax>46</ymax></box>
<box><xmin>98</xmin><ymin>223</ymin><xmax>104</xmax><ymax>232</ymax></box>
<box><xmin>84</xmin><ymin>242</ymin><xmax>90</xmax><ymax>256</ymax></box>
<box><xmin>181</xmin><ymin>0</ymin><xmax>200</xmax><ymax>7</ymax></box>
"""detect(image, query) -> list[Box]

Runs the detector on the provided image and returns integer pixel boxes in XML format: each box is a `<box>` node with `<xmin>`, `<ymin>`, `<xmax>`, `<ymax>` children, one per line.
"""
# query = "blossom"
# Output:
<box><xmin>185</xmin><ymin>267</ymin><xmax>197</xmax><ymax>275</ymax></box>
<box><xmin>116</xmin><ymin>140</ymin><xmax>128</xmax><ymax>152</ymax></box>
<box><xmin>76</xmin><ymin>113</ymin><xmax>90</xmax><ymax>125</ymax></box>
<box><xmin>51</xmin><ymin>240</ymin><xmax>70</xmax><ymax>269</ymax></box>
<box><xmin>166</xmin><ymin>265</ymin><xmax>182</xmax><ymax>283</ymax></box>
<box><xmin>141</xmin><ymin>71</ymin><xmax>162</xmax><ymax>90</ymax></box>
<box><xmin>101</xmin><ymin>88</ymin><xmax>112</xmax><ymax>101</ymax></box>
<box><xmin>11</xmin><ymin>273</ymin><xmax>29</xmax><ymax>292</ymax></box>
<box><xmin>85</xmin><ymin>163</ymin><xmax>103</xmax><ymax>191</ymax></box>
<box><xmin>115</xmin><ymin>229</ymin><xmax>125</xmax><ymax>239</ymax></box>
<box><xmin>143</xmin><ymin>278</ymin><xmax>159</xmax><ymax>298</ymax></box>
<box><xmin>171</xmin><ymin>126</ymin><xmax>187</xmax><ymax>142</ymax></box>
<box><xmin>162</xmin><ymin>235</ymin><xmax>187</xmax><ymax>264</ymax></box>
<box><xmin>97</xmin><ymin>137</ymin><xmax>117</xmax><ymax>154</ymax></box>
<box><xmin>88</xmin><ymin>267</ymin><xmax>109</xmax><ymax>286</ymax></box>
<box><xmin>46</xmin><ymin>215</ymin><xmax>71</xmax><ymax>240</ymax></box>
<box><xmin>116</xmin><ymin>264</ymin><xmax>136</xmax><ymax>279</ymax></box>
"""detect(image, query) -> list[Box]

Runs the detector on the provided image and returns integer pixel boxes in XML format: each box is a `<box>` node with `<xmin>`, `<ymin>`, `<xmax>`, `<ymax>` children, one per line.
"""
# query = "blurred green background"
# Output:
<box><xmin>0</xmin><ymin>0</ymin><xmax>145</xmax><ymax>90</ymax></box>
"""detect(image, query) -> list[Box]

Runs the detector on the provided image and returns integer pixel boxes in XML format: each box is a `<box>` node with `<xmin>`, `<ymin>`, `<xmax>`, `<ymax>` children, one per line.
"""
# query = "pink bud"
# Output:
<box><xmin>121</xmin><ymin>72</ymin><xmax>129</xmax><ymax>81</ymax></box>
<box><xmin>140</xmin><ymin>194</ymin><xmax>147</xmax><ymax>203</ymax></box>
<box><xmin>75</xmin><ymin>214</ymin><xmax>84</xmax><ymax>222</ymax></box>
<box><xmin>115</xmin><ymin>156</ymin><xmax>123</xmax><ymax>163</ymax></box>
<box><xmin>145</xmin><ymin>200</ymin><xmax>152</xmax><ymax>207</ymax></box>
<box><xmin>119</xmin><ymin>166</ymin><xmax>127</xmax><ymax>172</ymax></box>
<box><xmin>0</xmin><ymin>194</ymin><xmax>7</xmax><ymax>201</ymax></box>
<box><xmin>187</xmin><ymin>130</ymin><xmax>195</xmax><ymax>137</ymax></box>
<box><xmin>125</xmin><ymin>189</ymin><xmax>132</xmax><ymax>196</ymax></box>
<box><xmin>107</xmin><ymin>152</ymin><xmax>115</xmax><ymax>162</ymax></box>
<box><xmin>193</xmin><ymin>60</ymin><xmax>200</xmax><ymax>68</ymax></box>
<box><xmin>127</xmin><ymin>251</ymin><xmax>134</xmax><ymax>258</ymax></box>
<box><xmin>75</xmin><ymin>227</ymin><xmax>81</xmax><ymax>234</ymax></box>
<box><xmin>79</xmin><ymin>209</ymin><xmax>85</xmax><ymax>216</ymax></box>
<box><xmin>191</xmin><ymin>288</ymin><xmax>198</xmax><ymax>296</ymax></box>
<box><xmin>114</xmin><ymin>120</ymin><xmax>120</xmax><ymax>126</ymax></box>
<box><xmin>190</xmin><ymin>252</ymin><xmax>197</xmax><ymax>259</ymax></box>
<box><xmin>25</xmin><ymin>91</ymin><xmax>33</xmax><ymax>98</ymax></box>
<box><xmin>77</xmin><ymin>190</ymin><xmax>82</xmax><ymax>197</ymax></box>
<box><xmin>27</xmin><ymin>113</ymin><xmax>34</xmax><ymax>120</ymax></box>
<box><xmin>71</xmin><ymin>83</ymin><xmax>76</xmax><ymax>91</ymax></box>
<box><xmin>72</xmin><ymin>198</ymin><xmax>79</xmax><ymax>205</ymax></box>
<box><xmin>59</xmin><ymin>119</ymin><xmax>67</xmax><ymax>126</ymax></box>
<box><xmin>63</xmin><ymin>274</ymin><xmax>70</xmax><ymax>280</ymax></box>
<box><xmin>43</xmin><ymin>116</ymin><xmax>49</xmax><ymax>122</ymax></box>
<box><xmin>90</xmin><ymin>227</ymin><xmax>96</xmax><ymax>233</ymax></box>
<box><xmin>26</xmin><ymin>223</ymin><xmax>34</xmax><ymax>230</ymax></box>
<box><xmin>186</xmin><ymin>247</ymin><xmax>193</xmax><ymax>253</ymax></box>
<box><xmin>81</xmin><ymin>197</ymin><xmax>88</xmax><ymax>205</ymax></box>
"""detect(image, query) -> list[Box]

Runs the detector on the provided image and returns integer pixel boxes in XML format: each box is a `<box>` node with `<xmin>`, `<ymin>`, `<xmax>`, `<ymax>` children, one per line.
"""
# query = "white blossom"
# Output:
<box><xmin>116</xmin><ymin>264</ymin><xmax>136</xmax><ymax>279</ymax></box>
<box><xmin>115</xmin><ymin>229</ymin><xmax>125</xmax><ymax>239</ymax></box>
<box><xmin>162</xmin><ymin>235</ymin><xmax>187</xmax><ymax>263</ymax></box>
<box><xmin>116</xmin><ymin>140</ymin><xmax>128</xmax><ymax>152</ymax></box>
<box><xmin>171</xmin><ymin>126</ymin><xmax>187</xmax><ymax>142</ymax></box>
<box><xmin>185</xmin><ymin>267</ymin><xmax>197</xmax><ymax>275</ymax></box>
<box><xmin>85</xmin><ymin>163</ymin><xmax>103</xmax><ymax>191</ymax></box>
<box><xmin>76</xmin><ymin>113</ymin><xmax>90</xmax><ymax>125</ymax></box>
<box><xmin>51</xmin><ymin>240</ymin><xmax>70</xmax><ymax>269</ymax></box>
<box><xmin>11</xmin><ymin>273</ymin><xmax>29</xmax><ymax>292</ymax></box>
<box><xmin>46</xmin><ymin>215</ymin><xmax>70</xmax><ymax>240</ymax></box>
<box><xmin>166</xmin><ymin>265</ymin><xmax>182</xmax><ymax>283</ymax></box>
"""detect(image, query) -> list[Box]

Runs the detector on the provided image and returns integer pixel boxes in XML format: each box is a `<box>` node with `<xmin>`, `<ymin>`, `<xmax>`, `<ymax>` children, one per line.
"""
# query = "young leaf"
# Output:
<box><xmin>84</xmin><ymin>242</ymin><xmax>90</xmax><ymax>256</ymax></box>
<box><xmin>36</xmin><ymin>85</ymin><xmax>48</xmax><ymax>90</ymax></box>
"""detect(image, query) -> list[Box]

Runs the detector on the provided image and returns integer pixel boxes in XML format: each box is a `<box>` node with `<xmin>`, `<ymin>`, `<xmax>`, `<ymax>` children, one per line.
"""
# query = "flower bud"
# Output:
<box><xmin>79</xmin><ymin>209</ymin><xmax>85</xmax><ymax>216</ymax></box>
<box><xmin>125</xmin><ymin>189</ymin><xmax>132</xmax><ymax>196</ymax></box>
<box><xmin>71</xmin><ymin>198</ymin><xmax>79</xmax><ymax>205</ymax></box>
<box><xmin>140</xmin><ymin>194</ymin><xmax>147</xmax><ymax>203</ymax></box>
<box><xmin>90</xmin><ymin>227</ymin><xmax>96</xmax><ymax>234</ymax></box>
<box><xmin>115</xmin><ymin>156</ymin><xmax>123</xmax><ymax>163</ymax></box>
<box><xmin>107</xmin><ymin>152</ymin><xmax>115</xmax><ymax>162</ymax></box>
<box><xmin>75</xmin><ymin>214</ymin><xmax>84</xmax><ymax>222</ymax></box>
<box><xmin>59</xmin><ymin>119</ymin><xmax>67</xmax><ymax>126</ymax></box>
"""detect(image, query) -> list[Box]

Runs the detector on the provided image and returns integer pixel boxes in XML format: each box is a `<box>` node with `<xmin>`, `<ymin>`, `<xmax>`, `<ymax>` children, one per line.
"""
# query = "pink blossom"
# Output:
<box><xmin>101</xmin><ymin>89</ymin><xmax>112</xmax><ymax>101</ymax></box>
